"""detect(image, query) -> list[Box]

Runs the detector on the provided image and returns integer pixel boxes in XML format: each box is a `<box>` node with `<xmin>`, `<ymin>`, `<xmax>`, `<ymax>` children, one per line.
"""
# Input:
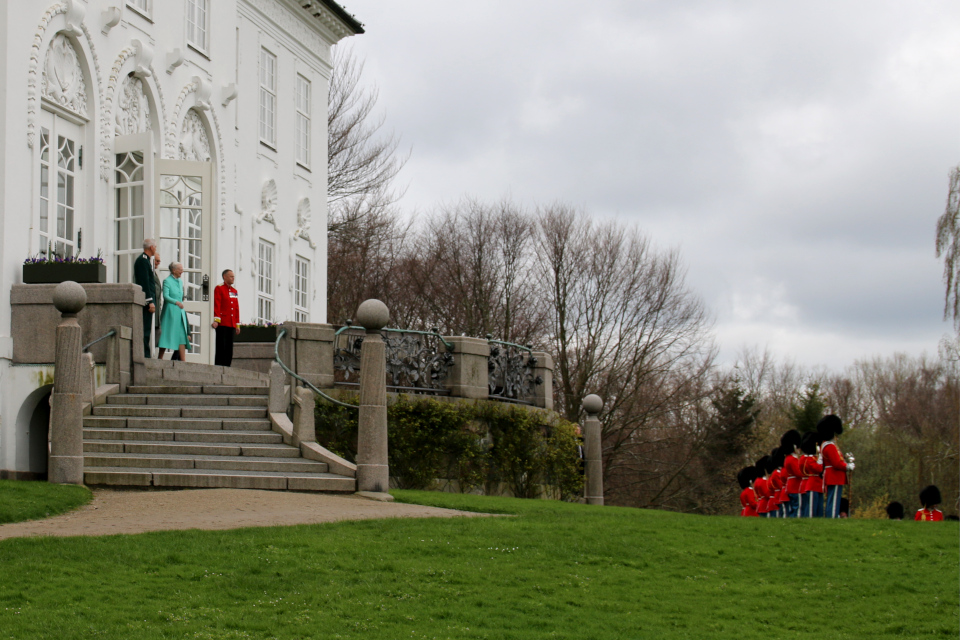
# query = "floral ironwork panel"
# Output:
<box><xmin>334</xmin><ymin>329</ymin><xmax>454</xmax><ymax>393</ymax></box>
<box><xmin>488</xmin><ymin>341</ymin><xmax>542</xmax><ymax>404</ymax></box>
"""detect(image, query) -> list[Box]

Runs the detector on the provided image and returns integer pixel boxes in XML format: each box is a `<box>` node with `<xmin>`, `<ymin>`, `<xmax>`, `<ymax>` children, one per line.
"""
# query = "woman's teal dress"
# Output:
<box><xmin>158</xmin><ymin>275</ymin><xmax>191</xmax><ymax>350</ymax></box>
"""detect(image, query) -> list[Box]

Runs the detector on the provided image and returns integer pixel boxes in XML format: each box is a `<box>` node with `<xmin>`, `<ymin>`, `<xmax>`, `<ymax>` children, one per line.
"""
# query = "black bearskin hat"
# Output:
<box><xmin>737</xmin><ymin>467</ymin><xmax>752</xmax><ymax>489</ymax></box>
<box><xmin>781</xmin><ymin>429</ymin><xmax>802</xmax><ymax>451</ymax></box>
<box><xmin>919</xmin><ymin>485</ymin><xmax>942</xmax><ymax>508</ymax></box>
<box><xmin>839</xmin><ymin>498</ymin><xmax>849</xmax><ymax>516</ymax></box>
<box><xmin>771</xmin><ymin>447</ymin><xmax>786</xmax><ymax>468</ymax></box>
<box><xmin>757</xmin><ymin>455</ymin><xmax>772</xmax><ymax>475</ymax></box>
<box><xmin>885</xmin><ymin>501</ymin><xmax>904</xmax><ymax>520</ymax></box>
<box><xmin>800</xmin><ymin>431</ymin><xmax>819</xmax><ymax>455</ymax></box>
<box><xmin>816</xmin><ymin>414</ymin><xmax>843</xmax><ymax>440</ymax></box>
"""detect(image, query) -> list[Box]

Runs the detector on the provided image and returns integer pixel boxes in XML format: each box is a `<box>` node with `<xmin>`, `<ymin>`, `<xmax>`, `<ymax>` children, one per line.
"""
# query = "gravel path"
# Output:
<box><xmin>0</xmin><ymin>488</ymin><xmax>486</xmax><ymax>540</ymax></box>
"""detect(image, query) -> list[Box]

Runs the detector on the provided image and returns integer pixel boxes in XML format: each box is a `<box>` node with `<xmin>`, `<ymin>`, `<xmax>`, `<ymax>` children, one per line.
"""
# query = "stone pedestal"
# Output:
<box><xmin>582</xmin><ymin>394</ymin><xmax>604</xmax><ymax>506</ymax></box>
<box><xmin>355</xmin><ymin>300</ymin><xmax>390</xmax><ymax>495</ymax></box>
<box><xmin>292</xmin><ymin>386</ymin><xmax>316</xmax><ymax>447</ymax></box>
<box><xmin>532</xmin><ymin>351</ymin><xmax>554</xmax><ymax>409</ymax></box>
<box><xmin>49</xmin><ymin>282</ymin><xmax>87</xmax><ymax>485</ymax></box>
<box><xmin>444</xmin><ymin>336</ymin><xmax>490</xmax><ymax>399</ymax></box>
<box><xmin>105</xmin><ymin>325</ymin><xmax>133</xmax><ymax>393</ymax></box>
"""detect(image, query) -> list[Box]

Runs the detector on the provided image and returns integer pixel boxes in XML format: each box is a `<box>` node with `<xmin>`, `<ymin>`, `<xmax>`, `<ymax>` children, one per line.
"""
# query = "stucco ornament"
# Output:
<box><xmin>258</xmin><ymin>179</ymin><xmax>279</xmax><ymax>227</ymax></box>
<box><xmin>178</xmin><ymin>109</ymin><xmax>210</xmax><ymax>162</ymax></box>
<box><xmin>291</xmin><ymin>198</ymin><xmax>316</xmax><ymax>248</ymax></box>
<box><xmin>115</xmin><ymin>76</ymin><xmax>151</xmax><ymax>135</ymax></box>
<box><xmin>42</xmin><ymin>34</ymin><xmax>88</xmax><ymax>118</ymax></box>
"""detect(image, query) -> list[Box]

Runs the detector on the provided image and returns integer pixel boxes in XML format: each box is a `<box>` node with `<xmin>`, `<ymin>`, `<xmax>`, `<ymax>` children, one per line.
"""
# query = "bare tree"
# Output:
<box><xmin>327</xmin><ymin>48</ymin><xmax>407</xmax><ymax>240</ymax></box>
<box><xmin>936</xmin><ymin>165</ymin><xmax>960</xmax><ymax>330</ymax></box>
<box><xmin>535</xmin><ymin>204</ymin><xmax>717</xmax><ymax>509</ymax></box>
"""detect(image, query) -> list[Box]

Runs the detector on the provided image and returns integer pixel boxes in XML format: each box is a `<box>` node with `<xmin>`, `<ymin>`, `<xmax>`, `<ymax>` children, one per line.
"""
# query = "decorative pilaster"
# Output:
<box><xmin>49</xmin><ymin>281</ymin><xmax>87</xmax><ymax>485</ymax></box>
<box><xmin>582</xmin><ymin>394</ymin><xmax>604</xmax><ymax>506</ymax></box>
<box><xmin>355</xmin><ymin>299</ymin><xmax>391</xmax><ymax>497</ymax></box>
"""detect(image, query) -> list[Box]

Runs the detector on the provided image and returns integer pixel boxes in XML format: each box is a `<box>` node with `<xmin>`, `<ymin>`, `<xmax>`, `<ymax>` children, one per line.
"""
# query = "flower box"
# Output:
<box><xmin>22</xmin><ymin>262</ymin><xmax>106</xmax><ymax>284</ymax></box>
<box><xmin>236</xmin><ymin>326</ymin><xmax>278</xmax><ymax>343</ymax></box>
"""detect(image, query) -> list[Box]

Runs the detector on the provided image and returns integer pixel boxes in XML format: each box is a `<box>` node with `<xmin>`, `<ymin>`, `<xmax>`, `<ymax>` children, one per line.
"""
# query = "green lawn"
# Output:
<box><xmin>0</xmin><ymin>489</ymin><xmax>956</xmax><ymax>639</ymax></box>
<box><xmin>0</xmin><ymin>479</ymin><xmax>90</xmax><ymax>524</ymax></box>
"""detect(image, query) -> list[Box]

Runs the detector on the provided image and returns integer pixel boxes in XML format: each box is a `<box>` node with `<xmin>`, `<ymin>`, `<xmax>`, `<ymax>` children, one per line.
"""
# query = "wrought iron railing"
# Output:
<box><xmin>275</xmin><ymin>329</ymin><xmax>358</xmax><ymax>410</ymax></box>
<box><xmin>334</xmin><ymin>324</ymin><xmax>455</xmax><ymax>395</ymax></box>
<box><xmin>82</xmin><ymin>329</ymin><xmax>116</xmax><ymax>353</ymax></box>
<box><xmin>487</xmin><ymin>336</ymin><xmax>542</xmax><ymax>405</ymax></box>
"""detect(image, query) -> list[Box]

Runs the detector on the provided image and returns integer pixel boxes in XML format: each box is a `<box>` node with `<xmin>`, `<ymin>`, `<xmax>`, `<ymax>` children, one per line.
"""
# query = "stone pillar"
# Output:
<box><xmin>105</xmin><ymin>325</ymin><xmax>133</xmax><ymax>392</ymax></box>
<box><xmin>531</xmin><ymin>351</ymin><xmax>554</xmax><ymax>410</ymax></box>
<box><xmin>292</xmin><ymin>323</ymin><xmax>336</xmax><ymax>388</ymax></box>
<box><xmin>81</xmin><ymin>352</ymin><xmax>96</xmax><ymax>406</ymax></box>
<box><xmin>443</xmin><ymin>336</ymin><xmax>490</xmax><ymax>399</ymax></box>
<box><xmin>355</xmin><ymin>299</ymin><xmax>390</xmax><ymax>495</ymax></box>
<box><xmin>582</xmin><ymin>394</ymin><xmax>604</xmax><ymax>506</ymax></box>
<box><xmin>268</xmin><ymin>362</ymin><xmax>287</xmax><ymax>414</ymax></box>
<box><xmin>49</xmin><ymin>281</ymin><xmax>87</xmax><ymax>485</ymax></box>
<box><xmin>292</xmin><ymin>386</ymin><xmax>316</xmax><ymax>447</ymax></box>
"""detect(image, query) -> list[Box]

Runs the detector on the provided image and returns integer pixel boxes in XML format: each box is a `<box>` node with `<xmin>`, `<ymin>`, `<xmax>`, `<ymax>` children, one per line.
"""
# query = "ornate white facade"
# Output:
<box><xmin>0</xmin><ymin>0</ymin><xmax>362</xmax><ymax>477</ymax></box>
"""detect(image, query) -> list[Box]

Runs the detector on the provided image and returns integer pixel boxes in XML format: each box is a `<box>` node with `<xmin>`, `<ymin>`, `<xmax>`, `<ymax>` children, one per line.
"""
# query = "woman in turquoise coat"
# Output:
<box><xmin>158</xmin><ymin>262</ymin><xmax>191</xmax><ymax>360</ymax></box>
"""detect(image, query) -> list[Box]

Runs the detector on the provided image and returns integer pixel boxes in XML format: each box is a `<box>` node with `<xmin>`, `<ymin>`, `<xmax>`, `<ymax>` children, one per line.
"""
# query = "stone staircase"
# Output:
<box><xmin>82</xmin><ymin>361</ymin><xmax>355</xmax><ymax>492</ymax></box>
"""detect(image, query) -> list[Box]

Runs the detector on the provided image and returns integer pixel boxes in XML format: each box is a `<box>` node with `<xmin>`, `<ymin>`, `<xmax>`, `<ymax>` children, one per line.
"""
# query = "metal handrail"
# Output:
<box><xmin>486</xmin><ymin>334</ymin><xmax>534</xmax><ymax>354</ymax></box>
<box><xmin>334</xmin><ymin>322</ymin><xmax>455</xmax><ymax>352</ymax></box>
<box><xmin>275</xmin><ymin>329</ymin><xmax>358</xmax><ymax>410</ymax></box>
<box><xmin>82</xmin><ymin>329</ymin><xmax>116</xmax><ymax>353</ymax></box>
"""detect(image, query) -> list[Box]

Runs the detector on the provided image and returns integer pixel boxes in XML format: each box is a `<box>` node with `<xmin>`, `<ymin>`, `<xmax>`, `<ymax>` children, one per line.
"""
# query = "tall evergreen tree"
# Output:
<box><xmin>788</xmin><ymin>383</ymin><xmax>826</xmax><ymax>433</ymax></box>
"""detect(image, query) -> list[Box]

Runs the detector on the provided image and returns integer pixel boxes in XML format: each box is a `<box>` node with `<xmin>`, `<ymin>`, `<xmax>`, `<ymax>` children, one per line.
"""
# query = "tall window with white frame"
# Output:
<box><xmin>186</xmin><ymin>0</ymin><xmax>208</xmax><ymax>53</ymax></box>
<box><xmin>38</xmin><ymin>126</ymin><xmax>80</xmax><ymax>258</ymax></box>
<box><xmin>294</xmin><ymin>256</ymin><xmax>309</xmax><ymax>322</ymax></box>
<box><xmin>114</xmin><ymin>151</ymin><xmax>146</xmax><ymax>283</ymax></box>
<box><xmin>257</xmin><ymin>239</ymin><xmax>275</xmax><ymax>324</ymax></box>
<box><xmin>295</xmin><ymin>74</ymin><xmax>311</xmax><ymax>168</ymax></box>
<box><xmin>127</xmin><ymin>0</ymin><xmax>150</xmax><ymax>17</ymax></box>
<box><xmin>259</xmin><ymin>48</ymin><xmax>277</xmax><ymax>147</ymax></box>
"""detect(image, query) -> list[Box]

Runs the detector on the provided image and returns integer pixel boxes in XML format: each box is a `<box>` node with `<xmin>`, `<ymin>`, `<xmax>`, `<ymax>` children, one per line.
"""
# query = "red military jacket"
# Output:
<box><xmin>915</xmin><ymin>508</ymin><xmax>944</xmax><ymax>522</ymax></box>
<box><xmin>740</xmin><ymin>487</ymin><xmax>758</xmax><ymax>517</ymax></box>
<box><xmin>784</xmin><ymin>454</ymin><xmax>803</xmax><ymax>494</ymax></box>
<box><xmin>800</xmin><ymin>455</ymin><xmax>823</xmax><ymax>493</ymax></box>
<box><xmin>821</xmin><ymin>441</ymin><xmax>848</xmax><ymax>486</ymax></box>
<box><xmin>213</xmin><ymin>284</ymin><xmax>240</xmax><ymax>328</ymax></box>
<box><xmin>754</xmin><ymin>476</ymin><xmax>771</xmax><ymax>513</ymax></box>
<box><xmin>770</xmin><ymin>468</ymin><xmax>786</xmax><ymax>504</ymax></box>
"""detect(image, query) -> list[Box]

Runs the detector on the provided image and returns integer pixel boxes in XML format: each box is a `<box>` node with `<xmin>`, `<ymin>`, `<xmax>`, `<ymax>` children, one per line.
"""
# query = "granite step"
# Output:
<box><xmin>92</xmin><ymin>405</ymin><xmax>268</xmax><ymax>419</ymax></box>
<box><xmin>83</xmin><ymin>428</ymin><xmax>284</xmax><ymax>444</ymax></box>
<box><xmin>125</xmin><ymin>385</ymin><xmax>268</xmax><ymax>396</ymax></box>
<box><xmin>82</xmin><ymin>416</ymin><xmax>273</xmax><ymax>431</ymax></box>
<box><xmin>84</xmin><ymin>467</ymin><xmax>356</xmax><ymax>492</ymax></box>
<box><xmin>107</xmin><ymin>394</ymin><xmax>268</xmax><ymax>407</ymax></box>
<box><xmin>84</xmin><ymin>440</ymin><xmax>301</xmax><ymax>458</ymax></box>
<box><xmin>85</xmin><ymin>452</ymin><xmax>329</xmax><ymax>473</ymax></box>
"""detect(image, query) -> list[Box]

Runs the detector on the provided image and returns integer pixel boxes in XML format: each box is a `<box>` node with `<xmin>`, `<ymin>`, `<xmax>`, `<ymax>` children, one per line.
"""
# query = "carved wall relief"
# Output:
<box><xmin>115</xmin><ymin>76</ymin><xmax>151</xmax><ymax>135</ymax></box>
<box><xmin>292</xmin><ymin>197</ymin><xmax>315</xmax><ymax>248</ymax></box>
<box><xmin>178</xmin><ymin>109</ymin><xmax>211</xmax><ymax>162</ymax></box>
<box><xmin>42</xmin><ymin>34</ymin><xmax>88</xmax><ymax>118</ymax></box>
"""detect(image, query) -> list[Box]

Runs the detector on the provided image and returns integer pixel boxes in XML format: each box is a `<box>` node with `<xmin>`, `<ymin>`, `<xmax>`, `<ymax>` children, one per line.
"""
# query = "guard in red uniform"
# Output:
<box><xmin>799</xmin><ymin>431</ymin><xmax>823</xmax><ymax>517</ymax></box>
<box><xmin>770</xmin><ymin>448</ymin><xmax>787</xmax><ymax>518</ymax></box>
<box><xmin>212</xmin><ymin>269</ymin><xmax>241</xmax><ymax>366</ymax></box>
<box><xmin>915</xmin><ymin>485</ymin><xmax>944</xmax><ymax>521</ymax></box>
<box><xmin>781</xmin><ymin>430</ymin><xmax>803</xmax><ymax>518</ymax></box>
<box><xmin>754</xmin><ymin>456</ymin><xmax>773</xmax><ymax>517</ymax></box>
<box><xmin>818</xmin><ymin>415</ymin><xmax>854</xmax><ymax>518</ymax></box>
<box><xmin>738</xmin><ymin>466</ymin><xmax>759</xmax><ymax>517</ymax></box>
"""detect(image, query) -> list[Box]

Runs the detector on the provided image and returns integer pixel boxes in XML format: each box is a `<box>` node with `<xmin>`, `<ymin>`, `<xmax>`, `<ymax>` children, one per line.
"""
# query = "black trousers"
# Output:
<box><xmin>143</xmin><ymin>308</ymin><xmax>153</xmax><ymax>358</ymax></box>
<box><xmin>215</xmin><ymin>326</ymin><xmax>235</xmax><ymax>366</ymax></box>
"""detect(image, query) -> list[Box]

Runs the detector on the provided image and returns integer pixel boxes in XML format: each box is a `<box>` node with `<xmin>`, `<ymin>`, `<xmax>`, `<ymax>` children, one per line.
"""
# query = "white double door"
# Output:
<box><xmin>155</xmin><ymin>159</ymin><xmax>214</xmax><ymax>364</ymax></box>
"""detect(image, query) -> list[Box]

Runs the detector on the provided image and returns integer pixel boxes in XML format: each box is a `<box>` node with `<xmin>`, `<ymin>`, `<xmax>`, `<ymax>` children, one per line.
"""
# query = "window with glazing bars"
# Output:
<box><xmin>186</xmin><ymin>0</ymin><xmax>208</xmax><ymax>52</ymax></box>
<box><xmin>294</xmin><ymin>256</ymin><xmax>309</xmax><ymax>321</ymax></box>
<box><xmin>257</xmin><ymin>239</ymin><xmax>274</xmax><ymax>323</ymax></box>
<box><xmin>295</xmin><ymin>75</ymin><xmax>311</xmax><ymax>167</ymax></box>
<box><xmin>259</xmin><ymin>48</ymin><xmax>277</xmax><ymax>147</ymax></box>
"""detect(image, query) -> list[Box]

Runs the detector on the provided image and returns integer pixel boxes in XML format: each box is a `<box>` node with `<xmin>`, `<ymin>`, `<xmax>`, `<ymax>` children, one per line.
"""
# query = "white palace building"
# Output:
<box><xmin>0</xmin><ymin>0</ymin><xmax>362</xmax><ymax>479</ymax></box>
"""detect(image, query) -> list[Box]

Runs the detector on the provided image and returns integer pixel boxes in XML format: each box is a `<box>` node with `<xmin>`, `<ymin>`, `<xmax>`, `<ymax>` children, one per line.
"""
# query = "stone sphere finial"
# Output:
<box><xmin>53</xmin><ymin>281</ymin><xmax>87</xmax><ymax>315</ymax></box>
<box><xmin>356</xmin><ymin>299</ymin><xmax>390</xmax><ymax>331</ymax></box>
<box><xmin>582</xmin><ymin>394</ymin><xmax>603</xmax><ymax>416</ymax></box>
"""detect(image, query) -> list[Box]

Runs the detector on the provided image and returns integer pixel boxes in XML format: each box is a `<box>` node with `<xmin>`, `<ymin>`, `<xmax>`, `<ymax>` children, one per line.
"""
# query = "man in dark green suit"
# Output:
<box><xmin>134</xmin><ymin>239</ymin><xmax>158</xmax><ymax>358</ymax></box>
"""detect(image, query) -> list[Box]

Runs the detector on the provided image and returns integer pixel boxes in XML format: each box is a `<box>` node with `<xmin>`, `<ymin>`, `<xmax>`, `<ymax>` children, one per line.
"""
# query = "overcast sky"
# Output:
<box><xmin>337</xmin><ymin>1</ymin><xmax>960</xmax><ymax>371</ymax></box>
